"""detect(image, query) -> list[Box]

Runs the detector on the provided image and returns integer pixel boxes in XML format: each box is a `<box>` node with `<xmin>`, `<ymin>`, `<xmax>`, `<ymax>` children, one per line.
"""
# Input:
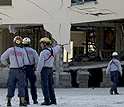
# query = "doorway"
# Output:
<box><xmin>88</xmin><ymin>68</ymin><xmax>103</xmax><ymax>87</ymax></box>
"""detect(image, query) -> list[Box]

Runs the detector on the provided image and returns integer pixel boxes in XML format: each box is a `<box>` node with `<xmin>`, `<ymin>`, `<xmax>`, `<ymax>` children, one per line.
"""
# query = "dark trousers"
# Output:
<box><xmin>24</xmin><ymin>65</ymin><xmax>37</xmax><ymax>102</ymax></box>
<box><xmin>7</xmin><ymin>69</ymin><xmax>26</xmax><ymax>97</ymax></box>
<box><xmin>41</xmin><ymin>67</ymin><xmax>56</xmax><ymax>103</ymax></box>
<box><xmin>110</xmin><ymin>71</ymin><xmax>119</xmax><ymax>92</ymax></box>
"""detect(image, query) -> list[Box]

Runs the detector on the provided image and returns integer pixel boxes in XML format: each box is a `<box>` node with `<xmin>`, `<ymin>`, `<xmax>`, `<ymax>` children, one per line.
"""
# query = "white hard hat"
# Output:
<box><xmin>112</xmin><ymin>52</ymin><xmax>118</xmax><ymax>56</ymax></box>
<box><xmin>22</xmin><ymin>37</ymin><xmax>31</xmax><ymax>44</ymax></box>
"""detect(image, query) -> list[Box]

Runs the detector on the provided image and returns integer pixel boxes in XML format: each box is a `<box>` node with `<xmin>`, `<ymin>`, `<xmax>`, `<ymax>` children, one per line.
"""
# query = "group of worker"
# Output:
<box><xmin>0</xmin><ymin>35</ymin><xmax>60</xmax><ymax>106</ymax></box>
<box><xmin>0</xmin><ymin>34</ymin><xmax>123</xmax><ymax>106</ymax></box>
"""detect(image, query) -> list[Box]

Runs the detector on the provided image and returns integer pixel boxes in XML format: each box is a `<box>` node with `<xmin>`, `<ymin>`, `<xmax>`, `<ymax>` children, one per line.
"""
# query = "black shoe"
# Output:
<box><xmin>24</xmin><ymin>100</ymin><xmax>30</xmax><ymax>105</ymax></box>
<box><xmin>50</xmin><ymin>102</ymin><xmax>57</xmax><ymax>105</ymax></box>
<box><xmin>115</xmin><ymin>92</ymin><xmax>119</xmax><ymax>94</ymax></box>
<box><xmin>110</xmin><ymin>91</ymin><xmax>113</xmax><ymax>95</ymax></box>
<box><xmin>7</xmin><ymin>103</ymin><xmax>12</xmax><ymax>106</ymax></box>
<box><xmin>7</xmin><ymin>97</ymin><xmax>12</xmax><ymax>107</ymax></box>
<box><xmin>41</xmin><ymin>102</ymin><xmax>50</xmax><ymax>106</ymax></box>
<box><xmin>33</xmin><ymin>100</ymin><xmax>38</xmax><ymax>104</ymax></box>
<box><xmin>19</xmin><ymin>103</ymin><xmax>27</xmax><ymax>106</ymax></box>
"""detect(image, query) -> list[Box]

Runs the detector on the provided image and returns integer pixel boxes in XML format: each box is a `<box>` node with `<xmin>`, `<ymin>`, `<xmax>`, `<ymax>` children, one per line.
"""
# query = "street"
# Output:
<box><xmin>0</xmin><ymin>88</ymin><xmax>124</xmax><ymax>107</ymax></box>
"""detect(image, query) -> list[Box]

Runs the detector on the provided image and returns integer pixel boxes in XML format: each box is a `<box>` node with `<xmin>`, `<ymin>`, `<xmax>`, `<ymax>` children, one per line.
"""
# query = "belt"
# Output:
<box><xmin>111</xmin><ymin>70</ymin><xmax>118</xmax><ymax>72</ymax></box>
<box><xmin>43</xmin><ymin>67</ymin><xmax>52</xmax><ymax>69</ymax></box>
<box><xmin>10</xmin><ymin>67</ymin><xmax>24</xmax><ymax>69</ymax></box>
<box><xmin>25</xmin><ymin>65</ymin><xmax>34</xmax><ymax>66</ymax></box>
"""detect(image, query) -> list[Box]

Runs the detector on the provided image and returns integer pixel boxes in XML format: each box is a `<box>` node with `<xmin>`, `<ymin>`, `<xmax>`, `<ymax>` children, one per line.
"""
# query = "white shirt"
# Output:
<box><xmin>1</xmin><ymin>46</ymin><xmax>28</xmax><ymax>68</ymax></box>
<box><xmin>23</xmin><ymin>47</ymin><xmax>39</xmax><ymax>67</ymax></box>
<box><xmin>37</xmin><ymin>45</ymin><xmax>60</xmax><ymax>74</ymax></box>
<box><xmin>106</xmin><ymin>59</ymin><xmax>122</xmax><ymax>75</ymax></box>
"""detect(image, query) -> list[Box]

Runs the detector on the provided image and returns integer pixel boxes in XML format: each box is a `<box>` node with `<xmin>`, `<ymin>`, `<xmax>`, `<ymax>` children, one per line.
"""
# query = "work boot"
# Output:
<box><xmin>7</xmin><ymin>97</ymin><xmax>12</xmax><ymax>106</ymax></box>
<box><xmin>41</xmin><ymin>102</ymin><xmax>50</xmax><ymax>106</ymax></box>
<box><xmin>24</xmin><ymin>100</ymin><xmax>30</xmax><ymax>105</ymax></box>
<box><xmin>110</xmin><ymin>91</ymin><xmax>113</xmax><ymax>95</ymax></box>
<box><xmin>19</xmin><ymin>97</ymin><xmax>27</xmax><ymax>106</ymax></box>
<box><xmin>50</xmin><ymin>101</ymin><xmax>57</xmax><ymax>105</ymax></box>
<box><xmin>115</xmin><ymin>92</ymin><xmax>119</xmax><ymax>95</ymax></box>
<box><xmin>33</xmin><ymin>100</ymin><xmax>38</xmax><ymax>104</ymax></box>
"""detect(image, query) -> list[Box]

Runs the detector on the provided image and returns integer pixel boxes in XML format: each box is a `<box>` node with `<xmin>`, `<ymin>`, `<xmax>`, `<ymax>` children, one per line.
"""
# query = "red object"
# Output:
<box><xmin>13</xmin><ymin>36</ymin><xmax>23</xmax><ymax>44</ymax></box>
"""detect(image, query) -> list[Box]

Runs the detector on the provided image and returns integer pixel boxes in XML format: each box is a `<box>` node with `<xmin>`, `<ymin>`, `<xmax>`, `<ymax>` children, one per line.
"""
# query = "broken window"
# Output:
<box><xmin>104</xmin><ymin>28</ymin><xmax>115</xmax><ymax>50</ymax></box>
<box><xmin>84</xmin><ymin>0</ymin><xmax>96</xmax><ymax>2</ymax></box>
<box><xmin>0</xmin><ymin>0</ymin><xmax>12</xmax><ymax>6</ymax></box>
<box><xmin>71</xmin><ymin>0</ymin><xmax>97</xmax><ymax>5</ymax></box>
<box><xmin>69</xmin><ymin>26</ymin><xmax>96</xmax><ymax>63</ymax></box>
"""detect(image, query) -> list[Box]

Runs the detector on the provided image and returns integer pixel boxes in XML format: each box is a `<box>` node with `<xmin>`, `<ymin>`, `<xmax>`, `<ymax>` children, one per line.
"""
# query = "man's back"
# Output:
<box><xmin>1</xmin><ymin>46</ymin><xmax>28</xmax><ymax>68</ymax></box>
<box><xmin>23</xmin><ymin>47</ymin><xmax>39</xmax><ymax>66</ymax></box>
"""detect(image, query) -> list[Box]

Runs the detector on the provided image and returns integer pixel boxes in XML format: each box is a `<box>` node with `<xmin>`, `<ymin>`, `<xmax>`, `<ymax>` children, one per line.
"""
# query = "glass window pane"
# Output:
<box><xmin>0</xmin><ymin>0</ymin><xmax>12</xmax><ymax>5</ymax></box>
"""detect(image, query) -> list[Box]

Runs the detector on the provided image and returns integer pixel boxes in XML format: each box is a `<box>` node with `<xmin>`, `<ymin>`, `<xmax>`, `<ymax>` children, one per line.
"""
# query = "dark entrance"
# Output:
<box><xmin>0</xmin><ymin>0</ymin><xmax>12</xmax><ymax>5</ymax></box>
<box><xmin>88</xmin><ymin>68</ymin><xmax>103</xmax><ymax>87</ymax></box>
<box><xmin>70</xmin><ymin>70</ymin><xmax>79</xmax><ymax>88</ymax></box>
<box><xmin>117</xmin><ymin>69</ymin><xmax>124</xmax><ymax>87</ymax></box>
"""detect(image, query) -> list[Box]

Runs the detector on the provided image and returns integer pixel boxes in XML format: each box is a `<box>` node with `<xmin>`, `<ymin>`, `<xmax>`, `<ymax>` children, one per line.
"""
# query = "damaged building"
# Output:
<box><xmin>0</xmin><ymin>0</ymin><xmax>124</xmax><ymax>88</ymax></box>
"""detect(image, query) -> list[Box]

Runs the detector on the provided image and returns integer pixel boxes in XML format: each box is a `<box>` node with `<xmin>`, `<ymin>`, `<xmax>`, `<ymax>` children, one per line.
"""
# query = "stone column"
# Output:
<box><xmin>0</xmin><ymin>30</ymin><xmax>2</xmax><ymax>55</ymax></box>
<box><xmin>115</xmin><ymin>24</ymin><xmax>121</xmax><ymax>54</ymax></box>
<box><xmin>120</xmin><ymin>28</ymin><xmax>124</xmax><ymax>51</ymax></box>
<box><xmin>100</xmin><ymin>68</ymin><xmax>112</xmax><ymax>87</ymax></box>
<box><xmin>96</xmin><ymin>27</ymin><xmax>104</xmax><ymax>57</ymax></box>
<box><xmin>54</xmin><ymin>47</ymin><xmax>61</xmax><ymax>87</ymax></box>
<box><xmin>77</xmin><ymin>70</ymin><xmax>89</xmax><ymax>88</ymax></box>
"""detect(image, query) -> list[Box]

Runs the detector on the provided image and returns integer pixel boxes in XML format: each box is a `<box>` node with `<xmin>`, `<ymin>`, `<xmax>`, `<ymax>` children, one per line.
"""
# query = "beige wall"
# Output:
<box><xmin>1</xmin><ymin>0</ymin><xmax>124</xmax><ymax>53</ymax></box>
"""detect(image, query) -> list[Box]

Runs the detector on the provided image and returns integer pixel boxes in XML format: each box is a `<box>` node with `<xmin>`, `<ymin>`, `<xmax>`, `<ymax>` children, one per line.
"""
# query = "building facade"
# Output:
<box><xmin>0</xmin><ymin>0</ymin><xmax>124</xmax><ymax>88</ymax></box>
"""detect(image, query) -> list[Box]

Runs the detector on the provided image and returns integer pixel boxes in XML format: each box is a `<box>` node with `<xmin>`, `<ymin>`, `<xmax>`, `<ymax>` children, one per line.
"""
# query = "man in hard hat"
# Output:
<box><xmin>106</xmin><ymin>52</ymin><xmax>122</xmax><ymax>95</ymax></box>
<box><xmin>37</xmin><ymin>37</ymin><xmax>60</xmax><ymax>105</ymax></box>
<box><xmin>22</xmin><ymin>37</ymin><xmax>39</xmax><ymax>105</ymax></box>
<box><xmin>0</xmin><ymin>36</ymin><xmax>28</xmax><ymax>106</ymax></box>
